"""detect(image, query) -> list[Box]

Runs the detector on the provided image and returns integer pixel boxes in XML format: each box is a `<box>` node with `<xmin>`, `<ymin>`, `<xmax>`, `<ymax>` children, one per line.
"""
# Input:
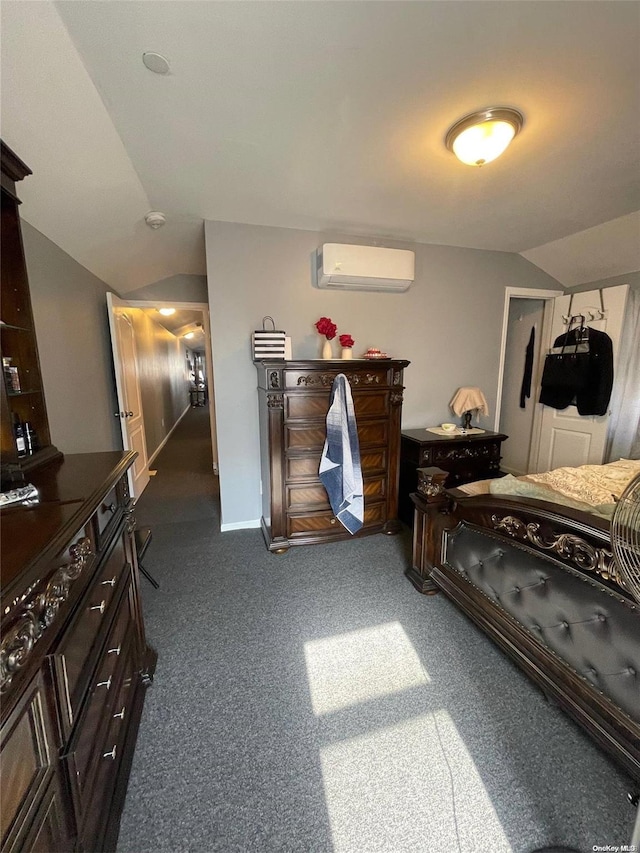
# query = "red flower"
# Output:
<box><xmin>339</xmin><ymin>334</ymin><xmax>354</xmax><ymax>348</ymax></box>
<box><xmin>315</xmin><ymin>316</ymin><xmax>337</xmax><ymax>340</ymax></box>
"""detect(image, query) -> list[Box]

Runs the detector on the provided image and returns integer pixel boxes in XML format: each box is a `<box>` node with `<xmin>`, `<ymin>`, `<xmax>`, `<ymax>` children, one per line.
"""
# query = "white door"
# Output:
<box><xmin>107</xmin><ymin>293</ymin><xmax>150</xmax><ymax>498</ymax></box>
<box><xmin>534</xmin><ymin>284</ymin><xmax>628</xmax><ymax>472</ymax></box>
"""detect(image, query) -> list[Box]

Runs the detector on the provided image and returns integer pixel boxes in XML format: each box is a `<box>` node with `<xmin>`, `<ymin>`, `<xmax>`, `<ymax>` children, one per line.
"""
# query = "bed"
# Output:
<box><xmin>408</xmin><ymin>458</ymin><xmax>640</xmax><ymax>780</ymax></box>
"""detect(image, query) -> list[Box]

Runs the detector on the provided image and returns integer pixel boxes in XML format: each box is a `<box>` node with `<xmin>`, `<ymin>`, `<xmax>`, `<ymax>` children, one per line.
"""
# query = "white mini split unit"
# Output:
<box><xmin>314</xmin><ymin>243</ymin><xmax>415</xmax><ymax>292</ymax></box>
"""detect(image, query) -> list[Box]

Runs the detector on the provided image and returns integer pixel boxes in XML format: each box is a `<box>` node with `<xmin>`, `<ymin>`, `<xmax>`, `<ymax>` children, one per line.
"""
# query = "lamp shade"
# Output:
<box><xmin>450</xmin><ymin>387</ymin><xmax>489</xmax><ymax>417</ymax></box>
<box><xmin>446</xmin><ymin>108</ymin><xmax>524</xmax><ymax>167</ymax></box>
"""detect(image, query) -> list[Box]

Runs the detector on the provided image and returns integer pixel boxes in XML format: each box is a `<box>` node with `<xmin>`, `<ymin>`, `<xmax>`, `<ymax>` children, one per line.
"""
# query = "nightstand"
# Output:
<box><xmin>398</xmin><ymin>428</ymin><xmax>508</xmax><ymax>525</ymax></box>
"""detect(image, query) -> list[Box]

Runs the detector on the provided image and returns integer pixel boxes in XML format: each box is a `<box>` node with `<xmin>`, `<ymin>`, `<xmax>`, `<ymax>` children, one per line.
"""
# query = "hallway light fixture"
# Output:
<box><xmin>445</xmin><ymin>107</ymin><xmax>524</xmax><ymax>167</ymax></box>
<box><xmin>184</xmin><ymin>332</ymin><xmax>195</xmax><ymax>339</ymax></box>
<box><xmin>158</xmin><ymin>308</ymin><xmax>175</xmax><ymax>316</ymax></box>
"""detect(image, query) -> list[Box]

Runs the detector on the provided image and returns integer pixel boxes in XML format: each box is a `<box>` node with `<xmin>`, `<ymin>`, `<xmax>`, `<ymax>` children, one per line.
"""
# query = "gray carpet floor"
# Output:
<box><xmin>118</xmin><ymin>405</ymin><xmax>636</xmax><ymax>853</ymax></box>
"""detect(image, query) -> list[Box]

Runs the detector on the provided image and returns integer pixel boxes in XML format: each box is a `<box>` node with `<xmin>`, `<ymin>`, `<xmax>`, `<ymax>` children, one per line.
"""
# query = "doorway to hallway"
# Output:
<box><xmin>133</xmin><ymin>403</ymin><xmax>220</xmax><ymax>529</ymax></box>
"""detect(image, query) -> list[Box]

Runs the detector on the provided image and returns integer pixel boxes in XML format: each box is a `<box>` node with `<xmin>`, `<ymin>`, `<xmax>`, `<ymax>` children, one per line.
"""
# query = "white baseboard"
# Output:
<box><xmin>220</xmin><ymin>519</ymin><xmax>261</xmax><ymax>532</ymax></box>
<box><xmin>501</xmin><ymin>464</ymin><xmax>524</xmax><ymax>477</ymax></box>
<box><xmin>147</xmin><ymin>404</ymin><xmax>191</xmax><ymax>467</ymax></box>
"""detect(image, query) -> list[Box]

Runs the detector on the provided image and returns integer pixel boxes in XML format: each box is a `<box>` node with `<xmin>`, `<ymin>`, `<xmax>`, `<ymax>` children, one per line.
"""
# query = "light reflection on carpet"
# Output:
<box><xmin>319</xmin><ymin>710</ymin><xmax>510</xmax><ymax>853</ymax></box>
<box><xmin>304</xmin><ymin>621</ymin><xmax>430</xmax><ymax>717</ymax></box>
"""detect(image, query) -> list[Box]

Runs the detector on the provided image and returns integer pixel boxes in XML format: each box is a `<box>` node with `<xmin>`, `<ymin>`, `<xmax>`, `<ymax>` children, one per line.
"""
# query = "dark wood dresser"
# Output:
<box><xmin>0</xmin><ymin>451</ymin><xmax>156</xmax><ymax>853</ymax></box>
<box><xmin>256</xmin><ymin>359</ymin><xmax>409</xmax><ymax>551</ymax></box>
<box><xmin>398</xmin><ymin>428</ymin><xmax>508</xmax><ymax>525</ymax></box>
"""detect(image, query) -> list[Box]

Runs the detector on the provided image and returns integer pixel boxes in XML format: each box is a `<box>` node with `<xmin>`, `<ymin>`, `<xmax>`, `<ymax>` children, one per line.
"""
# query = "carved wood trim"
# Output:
<box><xmin>267</xmin><ymin>393</ymin><xmax>284</xmax><ymax>409</ymax></box>
<box><xmin>490</xmin><ymin>514</ymin><xmax>622</xmax><ymax>590</ymax></box>
<box><xmin>0</xmin><ymin>538</ymin><xmax>94</xmax><ymax>691</ymax></box>
<box><xmin>296</xmin><ymin>372</ymin><xmax>381</xmax><ymax>387</ymax></box>
<box><xmin>416</xmin><ymin>467</ymin><xmax>449</xmax><ymax>502</ymax></box>
<box><xmin>269</xmin><ymin>371</ymin><xmax>280</xmax><ymax>389</ymax></box>
<box><xmin>124</xmin><ymin>506</ymin><xmax>137</xmax><ymax>535</ymax></box>
<box><xmin>435</xmin><ymin>445</ymin><xmax>493</xmax><ymax>462</ymax></box>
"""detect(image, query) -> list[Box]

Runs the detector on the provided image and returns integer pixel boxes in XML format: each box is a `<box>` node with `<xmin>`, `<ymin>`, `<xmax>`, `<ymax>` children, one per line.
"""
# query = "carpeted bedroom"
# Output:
<box><xmin>117</xmin><ymin>405</ymin><xmax>637</xmax><ymax>853</ymax></box>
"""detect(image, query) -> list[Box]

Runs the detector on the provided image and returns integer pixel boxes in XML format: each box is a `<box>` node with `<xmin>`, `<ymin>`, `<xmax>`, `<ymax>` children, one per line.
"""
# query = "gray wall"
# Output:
<box><xmin>22</xmin><ymin>221</ymin><xmax>122</xmax><ymax>454</ymax></box>
<box><xmin>205</xmin><ymin>221</ymin><xmax>562</xmax><ymax>527</ymax></box>
<box><xmin>569</xmin><ymin>270</ymin><xmax>640</xmax><ymax>293</ymax></box>
<box><xmin>120</xmin><ymin>274</ymin><xmax>208</xmax><ymax>304</ymax></box>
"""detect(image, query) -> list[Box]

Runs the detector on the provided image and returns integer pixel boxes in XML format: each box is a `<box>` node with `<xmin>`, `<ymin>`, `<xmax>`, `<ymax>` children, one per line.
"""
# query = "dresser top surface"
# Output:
<box><xmin>1</xmin><ymin>451</ymin><xmax>134</xmax><ymax>596</ymax></box>
<box><xmin>256</xmin><ymin>358</ymin><xmax>410</xmax><ymax>367</ymax></box>
<box><xmin>402</xmin><ymin>428</ymin><xmax>507</xmax><ymax>445</ymax></box>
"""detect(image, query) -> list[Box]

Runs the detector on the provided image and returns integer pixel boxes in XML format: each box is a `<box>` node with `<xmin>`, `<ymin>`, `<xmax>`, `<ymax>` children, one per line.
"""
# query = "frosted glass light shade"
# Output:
<box><xmin>453</xmin><ymin>121</ymin><xmax>515</xmax><ymax>166</ymax></box>
<box><xmin>445</xmin><ymin>107</ymin><xmax>524</xmax><ymax>167</ymax></box>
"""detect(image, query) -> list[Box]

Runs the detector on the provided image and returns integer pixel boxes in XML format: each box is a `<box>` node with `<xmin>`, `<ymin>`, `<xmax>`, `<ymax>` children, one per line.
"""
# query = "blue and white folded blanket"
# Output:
<box><xmin>319</xmin><ymin>374</ymin><xmax>364</xmax><ymax>534</ymax></box>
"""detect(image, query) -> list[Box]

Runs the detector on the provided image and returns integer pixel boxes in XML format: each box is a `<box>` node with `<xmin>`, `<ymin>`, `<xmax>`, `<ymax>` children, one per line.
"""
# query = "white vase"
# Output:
<box><xmin>321</xmin><ymin>339</ymin><xmax>333</xmax><ymax>359</ymax></box>
<box><xmin>341</xmin><ymin>347</ymin><xmax>353</xmax><ymax>360</ymax></box>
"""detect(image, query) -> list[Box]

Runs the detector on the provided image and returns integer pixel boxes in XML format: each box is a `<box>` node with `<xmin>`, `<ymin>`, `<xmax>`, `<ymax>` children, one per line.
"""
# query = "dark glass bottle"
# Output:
<box><xmin>13</xmin><ymin>414</ymin><xmax>27</xmax><ymax>457</ymax></box>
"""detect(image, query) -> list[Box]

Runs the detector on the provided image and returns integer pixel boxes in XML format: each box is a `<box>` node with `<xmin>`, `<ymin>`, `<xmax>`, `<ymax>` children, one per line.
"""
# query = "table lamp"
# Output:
<box><xmin>450</xmin><ymin>387</ymin><xmax>489</xmax><ymax>430</ymax></box>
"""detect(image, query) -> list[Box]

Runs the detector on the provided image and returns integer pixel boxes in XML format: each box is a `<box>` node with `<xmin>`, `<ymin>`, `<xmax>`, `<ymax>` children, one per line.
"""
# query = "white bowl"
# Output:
<box><xmin>441</xmin><ymin>423</ymin><xmax>456</xmax><ymax>432</ymax></box>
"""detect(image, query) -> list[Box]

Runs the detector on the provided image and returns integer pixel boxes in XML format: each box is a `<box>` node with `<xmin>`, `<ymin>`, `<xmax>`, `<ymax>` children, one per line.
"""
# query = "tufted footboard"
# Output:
<box><xmin>409</xmin><ymin>469</ymin><xmax>640</xmax><ymax>780</ymax></box>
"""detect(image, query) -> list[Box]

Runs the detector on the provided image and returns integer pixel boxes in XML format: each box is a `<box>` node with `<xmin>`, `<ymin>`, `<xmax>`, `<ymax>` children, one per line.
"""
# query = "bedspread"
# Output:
<box><xmin>457</xmin><ymin>458</ymin><xmax>640</xmax><ymax>518</ymax></box>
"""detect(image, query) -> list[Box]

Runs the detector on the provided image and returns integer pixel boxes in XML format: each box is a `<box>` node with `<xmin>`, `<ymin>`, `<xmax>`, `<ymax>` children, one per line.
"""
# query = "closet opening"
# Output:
<box><xmin>494</xmin><ymin>287</ymin><xmax>562</xmax><ymax>476</ymax></box>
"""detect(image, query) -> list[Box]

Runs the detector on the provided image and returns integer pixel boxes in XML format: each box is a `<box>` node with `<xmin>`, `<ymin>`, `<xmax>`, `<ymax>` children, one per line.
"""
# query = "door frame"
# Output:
<box><xmin>107</xmin><ymin>293</ymin><xmax>151</xmax><ymax>499</ymax></box>
<box><xmin>494</xmin><ymin>287</ymin><xmax>563</xmax><ymax>472</ymax></box>
<box><xmin>115</xmin><ymin>299</ymin><xmax>218</xmax><ymax>473</ymax></box>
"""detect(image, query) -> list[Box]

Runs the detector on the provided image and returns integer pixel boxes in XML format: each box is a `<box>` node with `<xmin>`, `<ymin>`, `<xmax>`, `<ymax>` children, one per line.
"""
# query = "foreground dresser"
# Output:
<box><xmin>256</xmin><ymin>359</ymin><xmax>409</xmax><ymax>551</ymax></box>
<box><xmin>1</xmin><ymin>451</ymin><xmax>156</xmax><ymax>853</ymax></box>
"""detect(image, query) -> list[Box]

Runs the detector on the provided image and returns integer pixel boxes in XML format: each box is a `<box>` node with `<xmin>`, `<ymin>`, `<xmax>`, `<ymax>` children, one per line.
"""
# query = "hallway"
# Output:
<box><xmin>134</xmin><ymin>403</ymin><xmax>219</xmax><ymax>529</ymax></box>
<box><xmin>117</xmin><ymin>409</ymin><xmax>635</xmax><ymax>853</ymax></box>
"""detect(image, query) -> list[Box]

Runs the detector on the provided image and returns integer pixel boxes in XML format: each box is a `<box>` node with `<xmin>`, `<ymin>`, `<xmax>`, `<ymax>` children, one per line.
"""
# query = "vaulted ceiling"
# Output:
<box><xmin>1</xmin><ymin>1</ymin><xmax>639</xmax><ymax>292</ymax></box>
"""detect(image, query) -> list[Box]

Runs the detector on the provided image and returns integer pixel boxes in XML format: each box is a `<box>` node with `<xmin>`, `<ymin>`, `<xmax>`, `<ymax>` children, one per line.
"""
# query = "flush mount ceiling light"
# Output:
<box><xmin>142</xmin><ymin>51</ymin><xmax>170</xmax><ymax>75</ymax></box>
<box><xmin>158</xmin><ymin>308</ymin><xmax>175</xmax><ymax>316</ymax></box>
<box><xmin>184</xmin><ymin>332</ymin><xmax>195</xmax><ymax>339</ymax></box>
<box><xmin>445</xmin><ymin>107</ymin><xmax>524</xmax><ymax>167</ymax></box>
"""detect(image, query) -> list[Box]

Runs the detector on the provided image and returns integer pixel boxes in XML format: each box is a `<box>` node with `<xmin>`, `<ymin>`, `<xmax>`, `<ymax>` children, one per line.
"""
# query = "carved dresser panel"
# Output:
<box><xmin>398</xmin><ymin>428</ymin><xmax>507</xmax><ymax>525</ymax></box>
<box><xmin>0</xmin><ymin>451</ymin><xmax>156</xmax><ymax>852</ymax></box>
<box><xmin>255</xmin><ymin>359</ymin><xmax>409</xmax><ymax>551</ymax></box>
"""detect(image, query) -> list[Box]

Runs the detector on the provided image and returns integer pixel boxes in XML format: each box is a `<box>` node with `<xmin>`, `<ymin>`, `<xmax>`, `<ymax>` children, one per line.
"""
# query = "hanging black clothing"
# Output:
<box><xmin>519</xmin><ymin>326</ymin><xmax>535</xmax><ymax>408</ymax></box>
<box><xmin>539</xmin><ymin>326</ymin><xmax>613</xmax><ymax>416</ymax></box>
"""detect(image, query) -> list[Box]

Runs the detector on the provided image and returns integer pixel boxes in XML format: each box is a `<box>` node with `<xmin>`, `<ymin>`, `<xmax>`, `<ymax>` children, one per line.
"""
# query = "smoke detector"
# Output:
<box><xmin>142</xmin><ymin>52</ymin><xmax>170</xmax><ymax>75</ymax></box>
<box><xmin>145</xmin><ymin>211</ymin><xmax>166</xmax><ymax>230</ymax></box>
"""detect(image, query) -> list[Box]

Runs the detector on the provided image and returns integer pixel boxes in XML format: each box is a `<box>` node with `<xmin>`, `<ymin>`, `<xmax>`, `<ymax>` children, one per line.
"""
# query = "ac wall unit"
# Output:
<box><xmin>314</xmin><ymin>243</ymin><xmax>415</xmax><ymax>292</ymax></box>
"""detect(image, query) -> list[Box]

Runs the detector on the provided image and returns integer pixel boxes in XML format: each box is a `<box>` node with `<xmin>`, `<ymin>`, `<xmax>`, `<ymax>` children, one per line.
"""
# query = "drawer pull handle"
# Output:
<box><xmin>107</xmin><ymin>644</ymin><xmax>121</xmax><ymax>656</ymax></box>
<box><xmin>330</xmin><ymin>517</ymin><xmax>337</xmax><ymax>525</ymax></box>
<box><xmin>103</xmin><ymin>745</ymin><xmax>117</xmax><ymax>760</ymax></box>
<box><xmin>113</xmin><ymin>706</ymin><xmax>126</xmax><ymax>720</ymax></box>
<box><xmin>97</xmin><ymin>675</ymin><xmax>112</xmax><ymax>690</ymax></box>
<box><xmin>90</xmin><ymin>600</ymin><xmax>106</xmax><ymax>614</ymax></box>
<box><xmin>101</xmin><ymin>576</ymin><xmax>117</xmax><ymax>587</ymax></box>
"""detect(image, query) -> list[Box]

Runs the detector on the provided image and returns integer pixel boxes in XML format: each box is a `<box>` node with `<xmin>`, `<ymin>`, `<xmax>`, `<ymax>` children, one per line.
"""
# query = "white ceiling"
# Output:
<box><xmin>141</xmin><ymin>307</ymin><xmax>206</xmax><ymax>350</ymax></box>
<box><xmin>521</xmin><ymin>211</ymin><xmax>640</xmax><ymax>288</ymax></box>
<box><xmin>1</xmin><ymin>1</ymin><xmax>639</xmax><ymax>291</ymax></box>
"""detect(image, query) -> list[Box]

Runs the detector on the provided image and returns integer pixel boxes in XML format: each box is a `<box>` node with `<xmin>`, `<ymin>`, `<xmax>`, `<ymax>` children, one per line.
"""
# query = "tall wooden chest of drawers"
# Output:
<box><xmin>0</xmin><ymin>451</ymin><xmax>156</xmax><ymax>853</ymax></box>
<box><xmin>256</xmin><ymin>359</ymin><xmax>409</xmax><ymax>551</ymax></box>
